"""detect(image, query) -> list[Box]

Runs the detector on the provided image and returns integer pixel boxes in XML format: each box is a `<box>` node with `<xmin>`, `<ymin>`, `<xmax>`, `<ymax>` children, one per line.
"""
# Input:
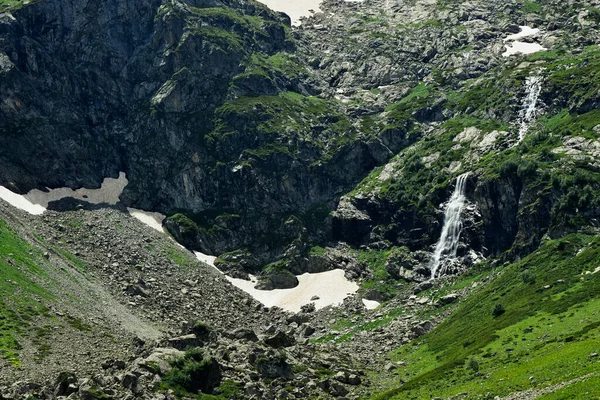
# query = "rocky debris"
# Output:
<box><xmin>438</xmin><ymin>292</ymin><xmax>461</xmax><ymax>305</ymax></box>
<box><xmin>140</xmin><ymin>348</ymin><xmax>185</xmax><ymax>374</ymax></box>
<box><xmin>414</xmin><ymin>281</ymin><xmax>434</xmax><ymax>294</ymax></box>
<box><xmin>168</xmin><ymin>334</ymin><xmax>204</xmax><ymax>350</ymax></box>
<box><xmin>0</xmin><ymin>202</ymin><xmax>385</xmax><ymax>400</ymax></box>
<box><xmin>264</xmin><ymin>331</ymin><xmax>296</xmax><ymax>348</ymax></box>
<box><xmin>54</xmin><ymin>372</ymin><xmax>78</xmax><ymax>397</ymax></box>
<box><xmin>386</xmin><ymin>249</ymin><xmax>431</xmax><ymax>282</ymax></box>
<box><xmin>227</xmin><ymin>328</ymin><xmax>260</xmax><ymax>342</ymax></box>
<box><xmin>411</xmin><ymin>320</ymin><xmax>434</xmax><ymax>337</ymax></box>
<box><xmin>1</xmin><ymin>0</ymin><xmax>598</xmax><ymax>397</ymax></box>
<box><xmin>335</xmin><ymin>371</ymin><xmax>362</xmax><ymax>386</ymax></box>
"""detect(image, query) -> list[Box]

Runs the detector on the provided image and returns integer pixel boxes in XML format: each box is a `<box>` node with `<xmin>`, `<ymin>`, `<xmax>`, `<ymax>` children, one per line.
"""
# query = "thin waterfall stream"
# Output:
<box><xmin>429</xmin><ymin>172</ymin><xmax>470</xmax><ymax>279</ymax></box>
<box><xmin>517</xmin><ymin>75</ymin><xmax>543</xmax><ymax>143</ymax></box>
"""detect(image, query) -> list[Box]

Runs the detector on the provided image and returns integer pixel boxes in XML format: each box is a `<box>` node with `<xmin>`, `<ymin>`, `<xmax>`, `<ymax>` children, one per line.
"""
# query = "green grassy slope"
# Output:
<box><xmin>0</xmin><ymin>218</ymin><xmax>52</xmax><ymax>366</ymax></box>
<box><xmin>371</xmin><ymin>234</ymin><xmax>600</xmax><ymax>399</ymax></box>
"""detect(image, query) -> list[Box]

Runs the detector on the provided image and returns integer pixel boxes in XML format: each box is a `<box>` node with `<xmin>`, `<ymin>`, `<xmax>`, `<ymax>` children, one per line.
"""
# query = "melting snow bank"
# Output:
<box><xmin>503</xmin><ymin>42</ymin><xmax>546</xmax><ymax>57</ymax></box>
<box><xmin>0</xmin><ymin>172</ymin><xmax>128</xmax><ymax>214</ymax></box>
<box><xmin>255</xmin><ymin>0</ymin><xmax>322</xmax><ymax>25</ymax></box>
<box><xmin>24</xmin><ymin>172</ymin><xmax>128</xmax><ymax>207</ymax></box>
<box><xmin>502</xmin><ymin>26</ymin><xmax>547</xmax><ymax>57</ymax></box>
<box><xmin>504</xmin><ymin>26</ymin><xmax>540</xmax><ymax>41</ymax></box>
<box><xmin>0</xmin><ymin>172</ymin><xmax>166</xmax><ymax>232</ymax></box>
<box><xmin>127</xmin><ymin>208</ymin><xmax>165</xmax><ymax>232</ymax></box>
<box><xmin>195</xmin><ymin>251</ymin><xmax>218</xmax><ymax>267</ymax></box>
<box><xmin>0</xmin><ymin>186</ymin><xmax>46</xmax><ymax>215</ymax></box>
<box><xmin>362</xmin><ymin>299</ymin><xmax>381</xmax><ymax>310</ymax></box>
<box><xmin>195</xmin><ymin>252</ymin><xmax>360</xmax><ymax>313</ymax></box>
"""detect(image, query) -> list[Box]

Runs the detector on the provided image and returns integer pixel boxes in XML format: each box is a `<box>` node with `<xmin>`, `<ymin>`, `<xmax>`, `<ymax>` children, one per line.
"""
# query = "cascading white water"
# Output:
<box><xmin>429</xmin><ymin>172</ymin><xmax>470</xmax><ymax>280</ymax></box>
<box><xmin>517</xmin><ymin>75</ymin><xmax>543</xmax><ymax>142</ymax></box>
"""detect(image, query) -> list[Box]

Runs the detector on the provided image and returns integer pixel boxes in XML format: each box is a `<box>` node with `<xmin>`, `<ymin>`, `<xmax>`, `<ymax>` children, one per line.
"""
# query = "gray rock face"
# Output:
<box><xmin>264</xmin><ymin>330</ymin><xmax>295</xmax><ymax>348</ymax></box>
<box><xmin>256</xmin><ymin>269</ymin><xmax>299</xmax><ymax>290</ymax></box>
<box><xmin>0</xmin><ymin>0</ymin><xmax>422</xmax><ymax>267</ymax></box>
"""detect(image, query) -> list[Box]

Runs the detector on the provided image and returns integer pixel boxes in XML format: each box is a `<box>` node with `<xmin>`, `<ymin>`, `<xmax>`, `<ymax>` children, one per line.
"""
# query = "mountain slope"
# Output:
<box><xmin>2</xmin><ymin>0</ymin><xmax>600</xmax><ymax>398</ymax></box>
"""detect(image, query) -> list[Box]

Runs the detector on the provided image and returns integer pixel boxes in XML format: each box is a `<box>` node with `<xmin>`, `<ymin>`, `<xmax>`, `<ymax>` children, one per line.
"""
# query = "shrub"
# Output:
<box><xmin>466</xmin><ymin>358</ymin><xmax>479</xmax><ymax>373</ymax></box>
<box><xmin>161</xmin><ymin>348</ymin><xmax>222</xmax><ymax>395</ymax></box>
<box><xmin>192</xmin><ymin>320</ymin><xmax>213</xmax><ymax>341</ymax></box>
<box><xmin>492</xmin><ymin>303</ymin><xmax>505</xmax><ymax>317</ymax></box>
<box><xmin>521</xmin><ymin>270</ymin><xmax>536</xmax><ymax>284</ymax></box>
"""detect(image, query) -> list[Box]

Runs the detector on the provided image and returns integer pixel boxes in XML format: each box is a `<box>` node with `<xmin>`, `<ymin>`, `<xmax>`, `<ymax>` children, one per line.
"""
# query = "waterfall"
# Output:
<box><xmin>429</xmin><ymin>172</ymin><xmax>470</xmax><ymax>280</ymax></box>
<box><xmin>517</xmin><ymin>75</ymin><xmax>543</xmax><ymax>143</ymax></box>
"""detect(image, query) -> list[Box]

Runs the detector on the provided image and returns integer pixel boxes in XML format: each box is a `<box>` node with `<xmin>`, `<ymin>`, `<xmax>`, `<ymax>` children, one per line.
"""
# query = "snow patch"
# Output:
<box><xmin>194</xmin><ymin>251</ymin><xmax>218</xmax><ymax>268</ymax></box>
<box><xmin>195</xmin><ymin>250</ymin><xmax>358</xmax><ymax>313</ymax></box>
<box><xmin>504</xmin><ymin>26</ymin><xmax>540</xmax><ymax>41</ymax></box>
<box><xmin>127</xmin><ymin>208</ymin><xmax>165</xmax><ymax>232</ymax></box>
<box><xmin>0</xmin><ymin>172</ymin><xmax>128</xmax><ymax>215</ymax></box>
<box><xmin>25</xmin><ymin>172</ymin><xmax>128</xmax><ymax>208</ymax></box>
<box><xmin>255</xmin><ymin>0</ymin><xmax>322</xmax><ymax>25</ymax></box>
<box><xmin>362</xmin><ymin>298</ymin><xmax>381</xmax><ymax>310</ymax></box>
<box><xmin>0</xmin><ymin>186</ymin><xmax>46</xmax><ymax>215</ymax></box>
<box><xmin>502</xmin><ymin>26</ymin><xmax>546</xmax><ymax>57</ymax></box>
<box><xmin>503</xmin><ymin>41</ymin><xmax>546</xmax><ymax>57</ymax></box>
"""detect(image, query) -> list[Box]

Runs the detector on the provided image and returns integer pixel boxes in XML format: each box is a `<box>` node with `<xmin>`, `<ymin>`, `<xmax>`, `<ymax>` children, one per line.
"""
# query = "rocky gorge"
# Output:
<box><xmin>1</xmin><ymin>0</ymin><xmax>600</xmax><ymax>398</ymax></box>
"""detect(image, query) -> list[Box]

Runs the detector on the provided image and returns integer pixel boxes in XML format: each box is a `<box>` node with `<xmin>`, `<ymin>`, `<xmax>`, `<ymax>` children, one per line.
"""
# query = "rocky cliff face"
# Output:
<box><xmin>2</xmin><ymin>0</ymin><xmax>600</xmax><ymax>274</ymax></box>
<box><xmin>0</xmin><ymin>0</ymin><xmax>422</xmax><ymax>266</ymax></box>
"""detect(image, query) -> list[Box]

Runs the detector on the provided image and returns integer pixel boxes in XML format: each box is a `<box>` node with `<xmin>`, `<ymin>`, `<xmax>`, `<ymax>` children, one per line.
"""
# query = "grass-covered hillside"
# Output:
<box><xmin>0</xmin><ymin>218</ymin><xmax>53</xmax><ymax>366</ymax></box>
<box><xmin>372</xmin><ymin>234</ymin><xmax>600</xmax><ymax>399</ymax></box>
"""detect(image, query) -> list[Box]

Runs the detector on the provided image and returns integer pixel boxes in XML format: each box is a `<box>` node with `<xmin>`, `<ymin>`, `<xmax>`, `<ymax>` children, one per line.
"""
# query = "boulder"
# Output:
<box><xmin>255</xmin><ymin>270</ymin><xmax>299</xmax><ymax>290</ymax></box>
<box><xmin>437</xmin><ymin>292</ymin><xmax>461</xmax><ymax>305</ymax></box>
<box><xmin>264</xmin><ymin>331</ymin><xmax>295</xmax><ymax>348</ymax></box>
<box><xmin>168</xmin><ymin>334</ymin><xmax>203</xmax><ymax>350</ymax></box>
<box><xmin>141</xmin><ymin>348</ymin><xmax>185</xmax><ymax>374</ymax></box>
<box><xmin>54</xmin><ymin>372</ymin><xmax>78</xmax><ymax>397</ymax></box>
<box><xmin>229</xmin><ymin>328</ymin><xmax>259</xmax><ymax>342</ymax></box>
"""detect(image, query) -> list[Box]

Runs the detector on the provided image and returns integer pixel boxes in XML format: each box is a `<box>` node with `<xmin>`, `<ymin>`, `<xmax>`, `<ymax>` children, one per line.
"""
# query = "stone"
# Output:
<box><xmin>264</xmin><ymin>331</ymin><xmax>295</xmax><ymax>348</ymax></box>
<box><xmin>141</xmin><ymin>348</ymin><xmax>185</xmax><ymax>374</ymax></box>
<box><xmin>411</xmin><ymin>321</ymin><xmax>433</xmax><ymax>336</ymax></box>
<box><xmin>438</xmin><ymin>293</ymin><xmax>460</xmax><ymax>305</ymax></box>
<box><xmin>230</xmin><ymin>328</ymin><xmax>259</xmax><ymax>342</ymax></box>
<box><xmin>54</xmin><ymin>372</ymin><xmax>78</xmax><ymax>397</ymax></box>
<box><xmin>413</xmin><ymin>281</ymin><xmax>433</xmax><ymax>294</ymax></box>
<box><xmin>255</xmin><ymin>270</ymin><xmax>299</xmax><ymax>290</ymax></box>
<box><xmin>168</xmin><ymin>334</ymin><xmax>203</xmax><ymax>350</ymax></box>
<box><xmin>384</xmin><ymin>363</ymin><xmax>396</xmax><ymax>372</ymax></box>
<box><xmin>302</xmin><ymin>324</ymin><xmax>316</xmax><ymax>338</ymax></box>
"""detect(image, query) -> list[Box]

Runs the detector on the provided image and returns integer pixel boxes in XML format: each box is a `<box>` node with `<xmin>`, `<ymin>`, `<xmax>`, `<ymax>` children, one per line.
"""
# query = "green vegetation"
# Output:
<box><xmin>160</xmin><ymin>348</ymin><xmax>228</xmax><ymax>399</ymax></box>
<box><xmin>165</xmin><ymin>244</ymin><xmax>196</xmax><ymax>269</ymax></box>
<box><xmin>383</xmin><ymin>83</ymin><xmax>440</xmax><ymax>134</ymax></box>
<box><xmin>357</xmin><ymin>248</ymin><xmax>395</xmax><ymax>295</ymax></box>
<box><xmin>0</xmin><ymin>0</ymin><xmax>29</xmax><ymax>12</ymax></box>
<box><xmin>373</xmin><ymin>234</ymin><xmax>600</xmax><ymax>399</ymax></box>
<box><xmin>65</xmin><ymin>315</ymin><xmax>92</xmax><ymax>332</ymax></box>
<box><xmin>240</xmin><ymin>52</ymin><xmax>307</xmax><ymax>84</ymax></box>
<box><xmin>0</xmin><ymin>219</ymin><xmax>51</xmax><ymax>366</ymax></box>
<box><xmin>54</xmin><ymin>247</ymin><xmax>86</xmax><ymax>272</ymax></box>
<box><xmin>314</xmin><ymin>367</ymin><xmax>335</xmax><ymax>378</ymax></box>
<box><xmin>208</xmin><ymin>91</ymin><xmax>354</xmax><ymax>164</ymax></box>
<box><xmin>521</xmin><ymin>1</ymin><xmax>543</xmax><ymax>14</ymax></box>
